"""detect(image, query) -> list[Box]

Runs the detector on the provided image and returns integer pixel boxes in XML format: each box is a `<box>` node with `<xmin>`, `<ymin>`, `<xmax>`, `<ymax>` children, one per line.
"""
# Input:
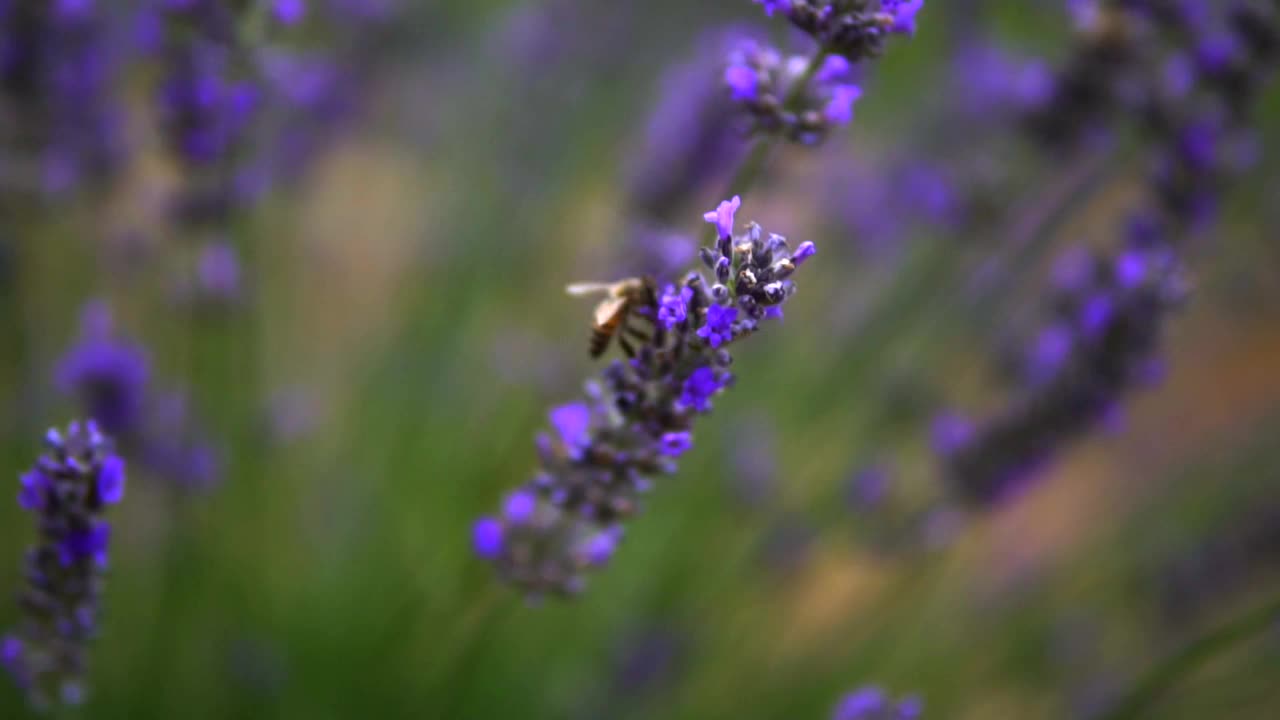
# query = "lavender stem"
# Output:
<box><xmin>1099</xmin><ymin>594</ymin><xmax>1280</xmax><ymax>720</ymax></box>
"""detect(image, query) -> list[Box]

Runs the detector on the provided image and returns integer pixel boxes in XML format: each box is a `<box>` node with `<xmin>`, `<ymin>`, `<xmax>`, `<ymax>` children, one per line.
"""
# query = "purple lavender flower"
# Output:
<box><xmin>54</xmin><ymin>303</ymin><xmax>151</xmax><ymax>436</ymax></box>
<box><xmin>752</xmin><ymin>0</ymin><xmax>790</xmax><ymax>17</ymax></box>
<box><xmin>832</xmin><ymin>686</ymin><xmax>923</xmax><ymax>719</ymax></box>
<box><xmin>54</xmin><ymin>304</ymin><xmax>224</xmax><ymax>491</ymax></box>
<box><xmin>0</xmin><ymin>0</ymin><xmax>128</xmax><ymax>195</ymax></box>
<box><xmin>549</xmin><ymin>403</ymin><xmax>592</xmax><ymax>457</ymax></box>
<box><xmin>703</xmin><ymin>195</ymin><xmax>741</xmax><ymax>239</ymax></box>
<box><xmin>659</xmin><ymin>432</ymin><xmax>694</xmax><ymax>457</ymax></box>
<box><xmin>503</xmin><ymin>490</ymin><xmax>537</xmax><ymax>525</ymax></box>
<box><xmin>723</xmin><ymin>38</ymin><xmax>877</xmax><ymax>144</ymax></box>
<box><xmin>847</xmin><ymin>465</ymin><xmax>891</xmax><ymax>511</ymax></box>
<box><xmin>477</xmin><ymin>199</ymin><xmax>816</xmax><ymax>597</ymax></box>
<box><xmin>658</xmin><ymin>284</ymin><xmax>693</xmax><ymax>329</ymax></box>
<box><xmin>2</xmin><ymin>421</ymin><xmax>125</xmax><ymax>709</ymax></box>
<box><xmin>930</xmin><ymin>412</ymin><xmax>974</xmax><ymax>458</ymax></box>
<box><xmin>824</xmin><ymin>84</ymin><xmax>864</xmax><ymax>124</ymax></box>
<box><xmin>755</xmin><ymin>1</ymin><xmax>926</xmax><ymax>62</ymax></box>
<box><xmin>273</xmin><ymin>0</ymin><xmax>306</xmax><ymax>25</ymax></box>
<box><xmin>680</xmin><ymin>367</ymin><xmax>728</xmax><ymax>413</ymax></box>
<box><xmin>936</xmin><ymin>0</ymin><xmax>1280</xmax><ymax>506</ymax></box>
<box><xmin>885</xmin><ymin>0</ymin><xmax>924</xmax><ymax>36</ymax></box>
<box><xmin>472</xmin><ymin>518</ymin><xmax>504</xmax><ymax>560</ymax></box>
<box><xmin>726</xmin><ymin>63</ymin><xmax>760</xmax><ymax>101</ymax></box>
<box><xmin>697</xmin><ymin>304</ymin><xmax>738</xmax><ymax>348</ymax></box>
<box><xmin>195</xmin><ymin>240</ymin><xmax>242</xmax><ymax>303</ymax></box>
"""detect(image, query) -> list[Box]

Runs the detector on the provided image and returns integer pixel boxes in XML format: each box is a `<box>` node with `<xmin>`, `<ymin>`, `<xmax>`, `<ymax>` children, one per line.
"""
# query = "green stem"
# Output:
<box><xmin>1100</xmin><ymin>594</ymin><xmax>1280</xmax><ymax>720</ymax></box>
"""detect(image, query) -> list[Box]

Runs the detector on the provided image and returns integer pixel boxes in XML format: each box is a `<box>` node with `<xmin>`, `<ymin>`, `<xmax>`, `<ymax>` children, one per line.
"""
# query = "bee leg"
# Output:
<box><xmin>618</xmin><ymin>334</ymin><xmax>637</xmax><ymax>358</ymax></box>
<box><xmin>623</xmin><ymin>324</ymin><xmax>652</xmax><ymax>343</ymax></box>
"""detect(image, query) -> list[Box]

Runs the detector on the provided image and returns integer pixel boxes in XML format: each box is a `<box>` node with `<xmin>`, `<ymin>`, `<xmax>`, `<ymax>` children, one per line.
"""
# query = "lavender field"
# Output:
<box><xmin>2</xmin><ymin>1</ymin><xmax>1280</xmax><ymax>718</ymax></box>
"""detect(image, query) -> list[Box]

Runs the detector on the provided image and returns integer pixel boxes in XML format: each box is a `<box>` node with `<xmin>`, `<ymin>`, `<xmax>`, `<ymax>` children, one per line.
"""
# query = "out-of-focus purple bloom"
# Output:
<box><xmin>196</xmin><ymin>241</ymin><xmax>241</xmax><ymax>302</ymax></box>
<box><xmin>884</xmin><ymin>0</ymin><xmax>925</xmax><ymax>36</ymax></box>
<box><xmin>832</xmin><ymin>685</ymin><xmax>923</xmax><ymax>719</ymax></box>
<box><xmin>581</xmin><ymin>530</ymin><xmax>619</xmax><ymax>566</ymax></box>
<box><xmin>273</xmin><ymin>0</ymin><xmax>306</xmax><ymax>25</ymax></box>
<box><xmin>503</xmin><ymin>491</ymin><xmax>537</xmax><ymax>525</ymax></box>
<box><xmin>472</xmin><ymin>518</ymin><xmax>504</xmax><ymax>559</ymax></box>
<box><xmin>659</xmin><ymin>432</ymin><xmax>693</xmax><ymax>457</ymax></box>
<box><xmin>954</xmin><ymin>42</ymin><xmax>1053</xmax><ymax>116</ymax></box>
<box><xmin>824</xmin><ymin>84</ymin><xmax>864</xmax><ymax>124</ymax></box>
<box><xmin>0</xmin><ymin>0</ymin><xmax>128</xmax><ymax>196</ymax></box>
<box><xmin>725</xmin><ymin>63</ymin><xmax>759</xmax><ymax>101</ymax></box>
<box><xmin>930</xmin><ymin>412</ymin><xmax>974</xmax><ymax>457</ymax></box>
<box><xmin>54</xmin><ymin>303</ymin><xmax>151</xmax><ymax>436</ymax></box>
<box><xmin>97</xmin><ymin>455</ymin><xmax>126</xmax><ymax>504</ymax></box>
<box><xmin>624</xmin><ymin>29</ymin><xmax>748</xmax><ymax>223</ymax></box>
<box><xmin>847</xmin><ymin>465</ymin><xmax>891</xmax><ymax>511</ymax></box>
<box><xmin>752</xmin><ymin>0</ymin><xmax>789</xmax><ymax>17</ymax></box>
<box><xmin>1026</xmin><ymin>324</ymin><xmax>1074</xmax><ymax>385</ymax></box>
<box><xmin>1113</xmin><ymin>250</ymin><xmax>1147</xmax><ymax>289</ymax></box>
<box><xmin>550</xmin><ymin>403</ymin><xmax>592</xmax><ymax>455</ymax></box>
<box><xmin>817</xmin><ymin>55</ymin><xmax>850</xmax><ymax>83</ymax></box>
<box><xmin>2</xmin><ymin>422</ymin><xmax>124</xmax><ymax>708</ymax></box>
<box><xmin>658</xmin><ymin>284</ymin><xmax>693</xmax><ymax>330</ymax></box>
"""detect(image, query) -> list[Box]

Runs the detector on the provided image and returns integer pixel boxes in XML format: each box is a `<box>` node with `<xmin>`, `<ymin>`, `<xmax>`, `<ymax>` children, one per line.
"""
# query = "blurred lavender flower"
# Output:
<box><xmin>147</xmin><ymin>0</ymin><xmax>385</xmax><ymax>229</ymax></box>
<box><xmin>54</xmin><ymin>302</ymin><xmax>223</xmax><ymax>490</ymax></box>
<box><xmin>832</xmin><ymin>686</ymin><xmax>923</xmax><ymax>719</ymax></box>
<box><xmin>938</xmin><ymin>243</ymin><xmax>1184</xmax><ymax>504</ymax></box>
<box><xmin>475</xmin><ymin>199</ymin><xmax>816</xmax><ymax>598</ymax></box>
<box><xmin>194</xmin><ymin>240</ymin><xmax>242</xmax><ymax>304</ymax></box>
<box><xmin>0</xmin><ymin>0</ymin><xmax>128</xmax><ymax>195</ymax></box>
<box><xmin>624</xmin><ymin>28</ymin><xmax>751</xmax><ymax>224</ymax></box>
<box><xmin>936</xmin><ymin>0</ymin><xmax>1280</xmax><ymax>505</ymax></box>
<box><xmin>846</xmin><ymin>464</ymin><xmax>891</xmax><ymax>512</ymax></box>
<box><xmin>148</xmin><ymin>1</ymin><xmax>261</xmax><ymax>226</ymax></box>
<box><xmin>141</xmin><ymin>390</ymin><xmax>223</xmax><ymax>492</ymax></box>
<box><xmin>725</xmin><ymin>41</ymin><xmax>868</xmax><ymax>144</ymax></box>
<box><xmin>54</xmin><ymin>302</ymin><xmax>151</xmax><ymax>438</ymax></box>
<box><xmin>2</xmin><ymin>421</ymin><xmax>125</xmax><ymax>709</ymax></box>
<box><xmin>953</xmin><ymin>41</ymin><xmax>1054</xmax><ymax>118</ymax></box>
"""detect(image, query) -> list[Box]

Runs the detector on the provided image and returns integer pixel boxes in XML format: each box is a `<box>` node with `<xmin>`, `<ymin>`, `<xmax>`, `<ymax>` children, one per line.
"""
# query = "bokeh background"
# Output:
<box><xmin>3</xmin><ymin>1</ymin><xmax>1280</xmax><ymax>718</ymax></box>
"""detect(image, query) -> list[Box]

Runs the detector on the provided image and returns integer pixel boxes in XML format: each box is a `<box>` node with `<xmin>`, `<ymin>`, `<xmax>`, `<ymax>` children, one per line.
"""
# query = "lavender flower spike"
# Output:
<box><xmin>724</xmin><ymin>3</ymin><xmax>920</xmax><ymax>147</ymax></box>
<box><xmin>476</xmin><ymin>198</ymin><xmax>815</xmax><ymax>598</ymax></box>
<box><xmin>755</xmin><ymin>1</ymin><xmax>926</xmax><ymax>62</ymax></box>
<box><xmin>2</xmin><ymin>421</ymin><xmax>126</xmax><ymax>709</ymax></box>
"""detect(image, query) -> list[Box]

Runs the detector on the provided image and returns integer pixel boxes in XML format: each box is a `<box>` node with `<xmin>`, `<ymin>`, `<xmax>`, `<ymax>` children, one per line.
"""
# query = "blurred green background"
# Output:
<box><xmin>2</xmin><ymin>1</ymin><xmax>1280</xmax><ymax>718</ymax></box>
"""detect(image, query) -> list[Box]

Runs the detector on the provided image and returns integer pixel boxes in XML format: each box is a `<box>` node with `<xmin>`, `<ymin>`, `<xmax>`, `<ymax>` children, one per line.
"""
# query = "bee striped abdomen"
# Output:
<box><xmin>589</xmin><ymin>327</ymin><xmax>613</xmax><ymax>358</ymax></box>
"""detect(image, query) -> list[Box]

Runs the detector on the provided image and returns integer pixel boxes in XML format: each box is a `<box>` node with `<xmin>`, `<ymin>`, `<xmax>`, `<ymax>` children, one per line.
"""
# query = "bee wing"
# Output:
<box><xmin>566</xmin><ymin>282</ymin><xmax>614</xmax><ymax>297</ymax></box>
<box><xmin>594</xmin><ymin>296</ymin><xmax>629</xmax><ymax>327</ymax></box>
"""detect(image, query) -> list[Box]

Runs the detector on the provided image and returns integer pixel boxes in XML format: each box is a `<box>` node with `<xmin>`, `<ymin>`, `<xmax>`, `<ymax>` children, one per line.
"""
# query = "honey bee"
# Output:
<box><xmin>566</xmin><ymin>277</ymin><xmax>658</xmax><ymax>358</ymax></box>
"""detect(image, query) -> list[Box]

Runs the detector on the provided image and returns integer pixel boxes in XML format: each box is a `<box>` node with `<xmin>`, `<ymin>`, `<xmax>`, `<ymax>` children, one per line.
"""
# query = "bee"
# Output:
<box><xmin>566</xmin><ymin>277</ymin><xmax>658</xmax><ymax>358</ymax></box>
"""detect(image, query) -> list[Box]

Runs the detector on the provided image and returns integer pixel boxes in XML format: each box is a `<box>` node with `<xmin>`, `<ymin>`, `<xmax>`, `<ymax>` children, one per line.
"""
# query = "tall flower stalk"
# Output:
<box><xmin>935</xmin><ymin>0</ymin><xmax>1280</xmax><ymax>505</ymax></box>
<box><xmin>1</xmin><ymin>421</ymin><xmax>126</xmax><ymax>710</ymax></box>
<box><xmin>473</xmin><ymin>1</ymin><xmax>924</xmax><ymax>597</ymax></box>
